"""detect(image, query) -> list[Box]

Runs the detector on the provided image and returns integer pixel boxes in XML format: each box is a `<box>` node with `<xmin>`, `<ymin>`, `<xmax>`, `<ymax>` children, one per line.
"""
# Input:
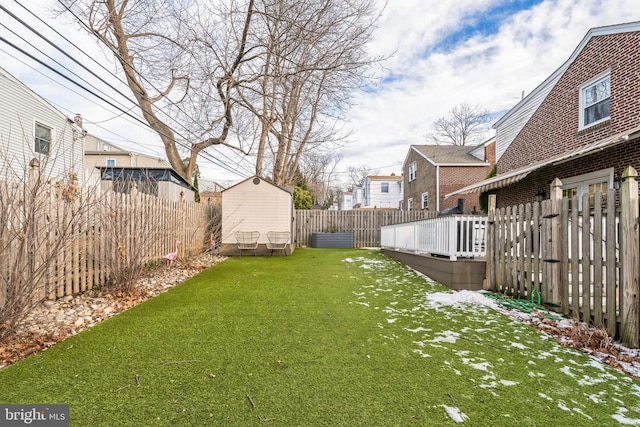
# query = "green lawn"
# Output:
<box><xmin>1</xmin><ymin>249</ymin><xmax>639</xmax><ymax>426</ymax></box>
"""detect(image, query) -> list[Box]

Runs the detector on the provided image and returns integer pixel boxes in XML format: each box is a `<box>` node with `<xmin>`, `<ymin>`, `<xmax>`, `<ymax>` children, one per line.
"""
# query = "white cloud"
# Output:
<box><xmin>339</xmin><ymin>0</ymin><xmax>640</xmax><ymax>181</ymax></box>
<box><xmin>2</xmin><ymin>0</ymin><xmax>640</xmax><ymax>184</ymax></box>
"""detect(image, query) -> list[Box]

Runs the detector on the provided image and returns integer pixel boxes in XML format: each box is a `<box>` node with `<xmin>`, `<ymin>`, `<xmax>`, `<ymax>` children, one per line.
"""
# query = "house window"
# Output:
<box><xmin>580</xmin><ymin>72</ymin><xmax>610</xmax><ymax>129</ymax></box>
<box><xmin>421</xmin><ymin>192</ymin><xmax>429</xmax><ymax>209</ymax></box>
<box><xmin>34</xmin><ymin>122</ymin><xmax>52</xmax><ymax>155</ymax></box>
<box><xmin>562</xmin><ymin>168</ymin><xmax>612</xmax><ymax>210</ymax></box>
<box><xmin>409</xmin><ymin>162</ymin><xmax>417</xmax><ymax>181</ymax></box>
<box><xmin>103</xmin><ymin>143</ymin><xmax>110</xmax><ymax>151</ymax></box>
<box><xmin>407</xmin><ymin>198</ymin><xmax>413</xmax><ymax>211</ymax></box>
<box><xmin>106</xmin><ymin>158</ymin><xmax>116</xmax><ymax>167</ymax></box>
<box><xmin>381</xmin><ymin>182</ymin><xmax>389</xmax><ymax>193</ymax></box>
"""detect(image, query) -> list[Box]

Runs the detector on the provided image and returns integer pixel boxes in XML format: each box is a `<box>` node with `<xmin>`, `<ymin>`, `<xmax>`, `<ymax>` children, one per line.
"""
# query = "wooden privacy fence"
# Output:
<box><xmin>0</xmin><ymin>170</ymin><xmax>213</xmax><ymax>309</ymax></box>
<box><xmin>295</xmin><ymin>209</ymin><xmax>436</xmax><ymax>248</ymax></box>
<box><xmin>486</xmin><ymin>167</ymin><xmax>640</xmax><ymax>347</ymax></box>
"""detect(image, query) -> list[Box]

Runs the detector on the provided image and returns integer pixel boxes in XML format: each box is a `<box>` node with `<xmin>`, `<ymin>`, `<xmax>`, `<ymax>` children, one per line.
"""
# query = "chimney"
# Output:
<box><xmin>457</xmin><ymin>198</ymin><xmax>465</xmax><ymax>213</ymax></box>
<box><xmin>74</xmin><ymin>114</ymin><xmax>83</xmax><ymax>129</ymax></box>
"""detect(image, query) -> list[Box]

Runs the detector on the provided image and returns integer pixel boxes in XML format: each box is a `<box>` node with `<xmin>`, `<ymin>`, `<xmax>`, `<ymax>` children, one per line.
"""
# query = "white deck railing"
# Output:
<box><xmin>380</xmin><ymin>215</ymin><xmax>488</xmax><ymax>260</ymax></box>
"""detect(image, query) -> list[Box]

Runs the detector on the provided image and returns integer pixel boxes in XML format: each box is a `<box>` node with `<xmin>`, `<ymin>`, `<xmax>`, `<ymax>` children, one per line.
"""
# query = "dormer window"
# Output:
<box><xmin>580</xmin><ymin>72</ymin><xmax>610</xmax><ymax>129</ymax></box>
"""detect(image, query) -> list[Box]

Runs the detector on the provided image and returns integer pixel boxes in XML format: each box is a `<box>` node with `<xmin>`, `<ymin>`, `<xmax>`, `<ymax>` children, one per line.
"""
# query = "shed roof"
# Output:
<box><xmin>222</xmin><ymin>176</ymin><xmax>293</xmax><ymax>195</ymax></box>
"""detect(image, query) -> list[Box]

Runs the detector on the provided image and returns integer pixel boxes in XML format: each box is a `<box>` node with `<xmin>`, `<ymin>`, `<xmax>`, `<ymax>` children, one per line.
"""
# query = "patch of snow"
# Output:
<box><xmin>442</xmin><ymin>405</ymin><xmax>468</xmax><ymax>423</ymax></box>
<box><xmin>387</xmin><ymin>318</ymin><xmax>397</xmax><ymax>324</ymax></box>
<box><xmin>424</xmin><ymin>290</ymin><xmax>500</xmax><ymax>310</ymax></box>
<box><xmin>413</xmin><ymin>349</ymin><xmax>431</xmax><ymax>358</ymax></box>
<box><xmin>560</xmin><ymin>366</ymin><xmax>575</xmax><ymax>377</ymax></box>
<box><xmin>539</xmin><ymin>393</ymin><xmax>553</xmax><ymax>401</ymax></box>
<box><xmin>585</xmin><ymin>393</ymin><xmax>603</xmax><ymax>404</ymax></box>
<box><xmin>405</xmin><ymin>326</ymin><xmax>430</xmax><ymax>333</ymax></box>
<box><xmin>427</xmin><ymin>330</ymin><xmax>460</xmax><ymax>344</ymax></box>
<box><xmin>499</xmin><ymin>379</ymin><xmax>518</xmax><ymax>386</ymax></box>
<box><xmin>613</xmin><ymin>408</ymin><xmax>640</xmax><ymax>426</ymax></box>
<box><xmin>618</xmin><ymin>361</ymin><xmax>640</xmax><ymax>379</ymax></box>
<box><xmin>461</xmin><ymin>358</ymin><xmax>491</xmax><ymax>371</ymax></box>
<box><xmin>511</xmin><ymin>342</ymin><xmax>527</xmax><ymax>349</ymax></box>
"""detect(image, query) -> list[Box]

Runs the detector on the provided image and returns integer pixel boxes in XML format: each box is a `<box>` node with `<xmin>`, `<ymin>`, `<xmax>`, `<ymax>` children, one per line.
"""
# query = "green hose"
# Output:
<box><xmin>482</xmin><ymin>291</ymin><xmax>562</xmax><ymax>321</ymax></box>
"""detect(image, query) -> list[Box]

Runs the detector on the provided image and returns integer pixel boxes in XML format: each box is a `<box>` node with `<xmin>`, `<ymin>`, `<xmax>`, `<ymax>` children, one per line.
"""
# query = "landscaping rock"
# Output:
<box><xmin>0</xmin><ymin>253</ymin><xmax>224</xmax><ymax>369</ymax></box>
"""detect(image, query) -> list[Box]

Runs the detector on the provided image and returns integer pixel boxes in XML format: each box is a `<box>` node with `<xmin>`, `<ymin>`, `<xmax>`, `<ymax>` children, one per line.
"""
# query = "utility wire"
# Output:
<box><xmin>2</xmin><ymin>3</ymin><xmax>250</xmax><ymax>179</ymax></box>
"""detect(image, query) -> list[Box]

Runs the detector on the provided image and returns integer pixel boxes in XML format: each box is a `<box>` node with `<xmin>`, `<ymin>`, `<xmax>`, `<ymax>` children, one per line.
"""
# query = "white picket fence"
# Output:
<box><xmin>381</xmin><ymin>215</ymin><xmax>488</xmax><ymax>260</ymax></box>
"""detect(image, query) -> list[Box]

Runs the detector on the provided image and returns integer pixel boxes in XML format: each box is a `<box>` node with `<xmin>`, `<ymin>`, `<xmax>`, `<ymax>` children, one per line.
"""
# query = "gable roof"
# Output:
<box><xmin>493</xmin><ymin>21</ymin><xmax>640</xmax><ymax>160</ymax></box>
<box><xmin>222</xmin><ymin>175</ymin><xmax>293</xmax><ymax>195</ymax></box>
<box><xmin>405</xmin><ymin>144</ymin><xmax>490</xmax><ymax>168</ymax></box>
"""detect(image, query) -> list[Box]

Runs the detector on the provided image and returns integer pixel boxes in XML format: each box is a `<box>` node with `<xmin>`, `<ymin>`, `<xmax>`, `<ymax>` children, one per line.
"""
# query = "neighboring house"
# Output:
<box><xmin>0</xmin><ymin>66</ymin><xmax>84</xmax><ymax>183</ymax></box>
<box><xmin>338</xmin><ymin>191</ymin><xmax>353</xmax><ymax>210</ymax></box>
<box><xmin>361</xmin><ymin>174</ymin><xmax>403</xmax><ymax>209</ymax></box>
<box><xmin>199</xmin><ymin>179</ymin><xmax>227</xmax><ymax>206</ymax></box>
<box><xmin>85</xmin><ymin>134</ymin><xmax>196</xmax><ymax>202</ymax></box>
<box><xmin>351</xmin><ymin>186</ymin><xmax>363</xmax><ymax>208</ymax></box>
<box><xmin>84</xmin><ymin>134</ymin><xmax>170</xmax><ymax>175</ymax></box>
<box><xmin>97</xmin><ymin>166</ymin><xmax>195</xmax><ymax>202</ymax></box>
<box><xmin>450</xmin><ymin>21</ymin><xmax>640</xmax><ymax>209</ymax></box>
<box><xmin>403</xmin><ymin>139</ymin><xmax>495</xmax><ymax>213</ymax></box>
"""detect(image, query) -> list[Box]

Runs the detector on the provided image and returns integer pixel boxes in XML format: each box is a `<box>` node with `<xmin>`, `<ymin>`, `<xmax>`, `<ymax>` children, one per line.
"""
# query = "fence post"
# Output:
<box><xmin>485</xmin><ymin>209</ymin><xmax>494</xmax><ymax>290</ymax></box>
<box><xmin>485</xmin><ymin>194</ymin><xmax>496</xmax><ymax>289</ymax></box>
<box><xmin>620</xmin><ymin>166</ymin><xmax>639</xmax><ymax>348</ymax></box>
<box><xmin>549</xmin><ymin>178</ymin><xmax>563</xmax><ymax>305</ymax></box>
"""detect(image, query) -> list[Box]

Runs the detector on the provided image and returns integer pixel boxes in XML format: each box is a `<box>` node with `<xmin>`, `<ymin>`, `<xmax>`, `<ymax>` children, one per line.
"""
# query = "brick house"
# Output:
<box><xmin>402</xmin><ymin>138</ymin><xmax>495</xmax><ymax>213</ymax></box>
<box><xmin>451</xmin><ymin>22</ymin><xmax>640</xmax><ymax>208</ymax></box>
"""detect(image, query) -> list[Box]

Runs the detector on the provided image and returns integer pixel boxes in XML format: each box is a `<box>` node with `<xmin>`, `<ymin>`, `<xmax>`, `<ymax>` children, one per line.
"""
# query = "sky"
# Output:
<box><xmin>2</xmin><ymin>0</ymin><xmax>640</xmax><ymax>188</ymax></box>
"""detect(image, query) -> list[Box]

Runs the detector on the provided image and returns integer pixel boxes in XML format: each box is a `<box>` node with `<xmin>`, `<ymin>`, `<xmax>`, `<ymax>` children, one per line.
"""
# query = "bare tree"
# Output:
<box><xmin>426</xmin><ymin>103</ymin><xmax>491</xmax><ymax>146</ymax></box>
<box><xmin>236</xmin><ymin>0</ymin><xmax>382</xmax><ymax>185</ymax></box>
<box><xmin>299</xmin><ymin>150</ymin><xmax>342</xmax><ymax>205</ymax></box>
<box><xmin>57</xmin><ymin>0</ymin><xmax>258</xmax><ymax>182</ymax></box>
<box><xmin>58</xmin><ymin>0</ymin><xmax>382</xmax><ymax>185</ymax></box>
<box><xmin>345</xmin><ymin>165</ymin><xmax>380</xmax><ymax>191</ymax></box>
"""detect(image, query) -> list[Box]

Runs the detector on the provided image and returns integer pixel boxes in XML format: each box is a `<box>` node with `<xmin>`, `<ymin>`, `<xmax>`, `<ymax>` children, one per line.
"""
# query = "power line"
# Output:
<box><xmin>1</xmin><ymin>2</ymin><xmax>251</xmax><ymax>179</ymax></box>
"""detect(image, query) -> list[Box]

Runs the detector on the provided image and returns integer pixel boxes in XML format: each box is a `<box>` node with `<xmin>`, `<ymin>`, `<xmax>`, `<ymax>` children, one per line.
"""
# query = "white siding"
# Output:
<box><xmin>362</xmin><ymin>176</ymin><xmax>403</xmax><ymax>209</ymax></box>
<box><xmin>339</xmin><ymin>193</ymin><xmax>353</xmax><ymax>210</ymax></box>
<box><xmin>0</xmin><ymin>68</ymin><xmax>84</xmax><ymax>183</ymax></box>
<box><xmin>494</xmin><ymin>72</ymin><xmax>561</xmax><ymax>162</ymax></box>
<box><xmin>221</xmin><ymin>177</ymin><xmax>293</xmax><ymax>244</ymax></box>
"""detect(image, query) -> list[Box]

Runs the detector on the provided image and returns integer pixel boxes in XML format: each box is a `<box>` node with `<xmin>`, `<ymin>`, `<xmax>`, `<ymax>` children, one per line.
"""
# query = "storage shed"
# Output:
<box><xmin>220</xmin><ymin>176</ymin><xmax>295</xmax><ymax>256</ymax></box>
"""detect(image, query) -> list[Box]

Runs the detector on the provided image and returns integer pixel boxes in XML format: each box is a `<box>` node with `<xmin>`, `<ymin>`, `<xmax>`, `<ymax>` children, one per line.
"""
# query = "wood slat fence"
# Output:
<box><xmin>295</xmin><ymin>209</ymin><xmax>437</xmax><ymax>248</ymax></box>
<box><xmin>486</xmin><ymin>168</ymin><xmax>640</xmax><ymax>347</ymax></box>
<box><xmin>0</xmin><ymin>170</ymin><xmax>214</xmax><ymax>310</ymax></box>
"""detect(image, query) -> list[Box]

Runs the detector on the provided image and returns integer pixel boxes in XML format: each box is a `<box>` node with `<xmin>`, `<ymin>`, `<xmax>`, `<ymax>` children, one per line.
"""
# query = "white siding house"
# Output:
<box><xmin>361</xmin><ymin>175</ymin><xmax>403</xmax><ymax>209</ymax></box>
<box><xmin>0</xmin><ymin>67</ymin><xmax>84</xmax><ymax>183</ymax></box>
<box><xmin>84</xmin><ymin>133</ymin><xmax>170</xmax><ymax>176</ymax></box>
<box><xmin>339</xmin><ymin>191</ymin><xmax>353</xmax><ymax>210</ymax></box>
<box><xmin>351</xmin><ymin>186</ymin><xmax>362</xmax><ymax>207</ymax></box>
<box><xmin>221</xmin><ymin>176</ymin><xmax>294</xmax><ymax>255</ymax></box>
